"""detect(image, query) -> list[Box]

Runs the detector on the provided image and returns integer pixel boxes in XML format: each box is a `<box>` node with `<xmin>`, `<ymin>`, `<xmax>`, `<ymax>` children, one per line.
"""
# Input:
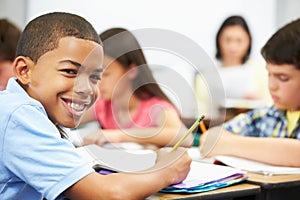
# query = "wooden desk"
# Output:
<box><xmin>246</xmin><ymin>173</ymin><xmax>300</xmax><ymax>200</ymax></box>
<box><xmin>148</xmin><ymin>183</ymin><xmax>260</xmax><ymax>200</ymax></box>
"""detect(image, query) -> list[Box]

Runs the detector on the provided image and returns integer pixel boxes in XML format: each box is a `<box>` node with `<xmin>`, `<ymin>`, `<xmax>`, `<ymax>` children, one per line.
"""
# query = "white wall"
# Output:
<box><xmin>0</xmin><ymin>0</ymin><xmax>27</xmax><ymax>29</ymax></box>
<box><xmin>2</xmin><ymin>0</ymin><xmax>300</xmax><ymax>118</ymax></box>
<box><xmin>26</xmin><ymin>0</ymin><xmax>276</xmax><ymax>63</ymax></box>
<box><xmin>25</xmin><ymin>0</ymin><xmax>278</xmax><ymax>118</ymax></box>
<box><xmin>276</xmin><ymin>0</ymin><xmax>300</xmax><ymax>28</ymax></box>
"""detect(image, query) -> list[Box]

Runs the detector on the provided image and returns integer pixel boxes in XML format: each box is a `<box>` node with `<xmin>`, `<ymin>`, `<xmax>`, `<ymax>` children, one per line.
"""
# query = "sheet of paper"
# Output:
<box><xmin>215</xmin><ymin>155</ymin><xmax>300</xmax><ymax>175</ymax></box>
<box><xmin>76</xmin><ymin>144</ymin><xmax>157</xmax><ymax>172</ymax></box>
<box><xmin>173</xmin><ymin>161</ymin><xmax>245</xmax><ymax>188</ymax></box>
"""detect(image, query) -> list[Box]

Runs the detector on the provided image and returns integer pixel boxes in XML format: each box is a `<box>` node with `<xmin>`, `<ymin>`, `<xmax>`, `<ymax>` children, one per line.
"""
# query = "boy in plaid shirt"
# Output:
<box><xmin>200</xmin><ymin>18</ymin><xmax>300</xmax><ymax>167</ymax></box>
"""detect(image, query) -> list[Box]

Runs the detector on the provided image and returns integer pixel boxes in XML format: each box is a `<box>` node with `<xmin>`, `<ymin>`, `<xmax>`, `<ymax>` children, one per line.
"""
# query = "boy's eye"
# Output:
<box><xmin>90</xmin><ymin>74</ymin><xmax>101</xmax><ymax>81</ymax></box>
<box><xmin>61</xmin><ymin>69</ymin><xmax>78</xmax><ymax>75</ymax></box>
<box><xmin>278</xmin><ymin>75</ymin><xmax>289</xmax><ymax>82</ymax></box>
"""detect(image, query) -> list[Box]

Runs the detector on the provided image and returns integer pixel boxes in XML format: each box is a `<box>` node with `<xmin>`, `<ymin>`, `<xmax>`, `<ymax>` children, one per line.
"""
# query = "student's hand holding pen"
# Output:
<box><xmin>144</xmin><ymin>147</ymin><xmax>192</xmax><ymax>185</ymax></box>
<box><xmin>171</xmin><ymin>115</ymin><xmax>205</xmax><ymax>152</ymax></box>
<box><xmin>160</xmin><ymin>147</ymin><xmax>192</xmax><ymax>185</ymax></box>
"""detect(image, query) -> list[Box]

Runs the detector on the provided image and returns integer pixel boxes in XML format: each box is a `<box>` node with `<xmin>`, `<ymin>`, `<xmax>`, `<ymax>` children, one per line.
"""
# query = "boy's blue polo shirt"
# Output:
<box><xmin>0</xmin><ymin>78</ymin><xmax>94</xmax><ymax>200</ymax></box>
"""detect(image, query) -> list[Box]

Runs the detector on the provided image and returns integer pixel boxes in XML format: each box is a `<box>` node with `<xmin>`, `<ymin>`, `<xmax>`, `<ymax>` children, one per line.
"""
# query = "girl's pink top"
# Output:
<box><xmin>93</xmin><ymin>97</ymin><xmax>176</xmax><ymax>129</ymax></box>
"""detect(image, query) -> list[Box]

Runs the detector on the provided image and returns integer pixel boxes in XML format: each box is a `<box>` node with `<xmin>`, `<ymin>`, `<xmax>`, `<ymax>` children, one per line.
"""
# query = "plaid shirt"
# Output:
<box><xmin>223</xmin><ymin>106</ymin><xmax>300</xmax><ymax>139</ymax></box>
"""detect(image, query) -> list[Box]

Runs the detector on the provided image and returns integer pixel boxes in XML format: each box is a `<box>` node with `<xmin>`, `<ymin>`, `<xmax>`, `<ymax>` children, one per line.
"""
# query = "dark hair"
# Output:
<box><xmin>215</xmin><ymin>15</ymin><xmax>252</xmax><ymax>64</ymax></box>
<box><xmin>0</xmin><ymin>19</ymin><xmax>21</xmax><ymax>62</ymax></box>
<box><xmin>99</xmin><ymin>27</ymin><xmax>174</xmax><ymax>106</ymax></box>
<box><xmin>261</xmin><ymin>18</ymin><xmax>300</xmax><ymax>70</ymax></box>
<box><xmin>16</xmin><ymin>12</ymin><xmax>102</xmax><ymax>63</ymax></box>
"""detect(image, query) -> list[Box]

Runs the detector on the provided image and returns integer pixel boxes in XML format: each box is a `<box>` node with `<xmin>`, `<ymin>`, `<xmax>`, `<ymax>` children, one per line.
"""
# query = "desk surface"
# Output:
<box><xmin>247</xmin><ymin>172</ymin><xmax>300</xmax><ymax>189</ymax></box>
<box><xmin>149</xmin><ymin>183</ymin><xmax>260</xmax><ymax>200</ymax></box>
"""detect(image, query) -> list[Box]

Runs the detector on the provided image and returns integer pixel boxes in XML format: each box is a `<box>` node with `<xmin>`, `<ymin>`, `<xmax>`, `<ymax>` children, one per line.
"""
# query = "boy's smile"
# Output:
<box><xmin>19</xmin><ymin>37</ymin><xmax>103</xmax><ymax>128</ymax></box>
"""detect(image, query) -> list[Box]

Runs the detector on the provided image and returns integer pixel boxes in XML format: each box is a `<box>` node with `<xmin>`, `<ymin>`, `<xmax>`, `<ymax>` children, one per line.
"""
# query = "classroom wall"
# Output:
<box><xmin>276</xmin><ymin>0</ymin><xmax>300</xmax><ymax>28</ymax></box>
<box><xmin>23</xmin><ymin>0</ymin><xmax>277</xmax><ymax>117</ymax></box>
<box><xmin>25</xmin><ymin>0</ymin><xmax>276</xmax><ymax>62</ymax></box>
<box><xmin>0</xmin><ymin>0</ymin><xmax>27</xmax><ymax>29</ymax></box>
<box><xmin>2</xmin><ymin>0</ymin><xmax>300</xmax><ymax>118</ymax></box>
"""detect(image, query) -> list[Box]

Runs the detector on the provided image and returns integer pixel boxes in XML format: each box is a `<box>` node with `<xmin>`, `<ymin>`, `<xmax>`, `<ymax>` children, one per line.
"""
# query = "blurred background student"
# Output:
<box><xmin>213</xmin><ymin>15</ymin><xmax>268</xmax><ymax>101</ymax></box>
<box><xmin>0</xmin><ymin>19</ymin><xmax>21</xmax><ymax>91</ymax></box>
<box><xmin>195</xmin><ymin>15</ymin><xmax>270</xmax><ymax>122</ymax></box>
<box><xmin>78</xmin><ymin>28</ymin><xmax>192</xmax><ymax>148</ymax></box>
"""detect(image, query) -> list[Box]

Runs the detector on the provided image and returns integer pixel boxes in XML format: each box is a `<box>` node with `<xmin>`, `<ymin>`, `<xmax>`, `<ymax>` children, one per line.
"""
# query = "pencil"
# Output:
<box><xmin>199</xmin><ymin>121</ymin><xmax>207</xmax><ymax>133</ymax></box>
<box><xmin>171</xmin><ymin>115</ymin><xmax>205</xmax><ymax>152</ymax></box>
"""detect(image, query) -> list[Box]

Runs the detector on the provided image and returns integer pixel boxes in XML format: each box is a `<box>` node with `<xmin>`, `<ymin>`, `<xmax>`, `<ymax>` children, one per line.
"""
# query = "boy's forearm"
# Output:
<box><xmin>65</xmin><ymin>171</ymin><xmax>171</xmax><ymax>200</ymax></box>
<box><xmin>229</xmin><ymin>136</ymin><xmax>300</xmax><ymax>167</ymax></box>
<box><xmin>111</xmin><ymin>170</ymin><xmax>172</xmax><ymax>199</ymax></box>
<box><xmin>206</xmin><ymin>130</ymin><xmax>300</xmax><ymax>167</ymax></box>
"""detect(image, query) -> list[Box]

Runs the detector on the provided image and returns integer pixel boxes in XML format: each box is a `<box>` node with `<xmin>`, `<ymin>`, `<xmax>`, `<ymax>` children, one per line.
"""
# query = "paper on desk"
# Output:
<box><xmin>172</xmin><ymin>161</ymin><xmax>246</xmax><ymax>188</ymax></box>
<box><xmin>161</xmin><ymin>175</ymin><xmax>247</xmax><ymax>193</ymax></box>
<box><xmin>161</xmin><ymin>161</ymin><xmax>247</xmax><ymax>193</ymax></box>
<box><xmin>76</xmin><ymin>144</ymin><xmax>157</xmax><ymax>172</ymax></box>
<box><xmin>77</xmin><ymin>145</ymin><xmax>247</xmax><ymax>193</ymax></box>
<box><xmin>215</xmin><ymin>155</ymin><xmax>300</xmax><ymax>175</ymax></box>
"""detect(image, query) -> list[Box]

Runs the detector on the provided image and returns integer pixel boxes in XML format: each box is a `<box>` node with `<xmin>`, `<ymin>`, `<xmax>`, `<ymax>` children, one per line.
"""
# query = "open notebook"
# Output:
<box><xmin>161</xmin><ymin>161</ymin><xmax>247</xmax><ymax>193</ymax></box>
<box><xmin>76</xmin><ymin>144</ymin><xmax>157</xmax><ymax>172</ymax></box>
<box><xmin>188</xmin><ymin>147</ymin><xmax>300</xmax><ymax>175</ymax></box>
<box><xmin>214</xmin><ymin>155</ymin><xmax>300</xmax><ymax>175</ymax></box>
<box><xmin>76</xmin><ymin>145</ymin><xmax>247</xmax><ymax>193</ymax></box>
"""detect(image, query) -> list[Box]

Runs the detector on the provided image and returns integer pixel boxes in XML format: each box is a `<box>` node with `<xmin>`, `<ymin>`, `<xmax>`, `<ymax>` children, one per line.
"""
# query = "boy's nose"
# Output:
<box><xmin>74</xmin><ymin>76</ymin><xmax>93</xmax><ymax>96</ymax></box>
<box><xmin>268</xmin><ymin>78</ymin><xmax>278</xmax><ymax>91</ymax></box>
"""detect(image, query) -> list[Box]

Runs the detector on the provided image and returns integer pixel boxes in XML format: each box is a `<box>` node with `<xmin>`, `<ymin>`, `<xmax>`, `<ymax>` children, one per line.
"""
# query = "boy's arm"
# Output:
<box><xmin>200</xmin><ymin>126</ymin><xmax>300</xmax><ymax>167</ymax></box>
<box><xmin>64</xmin><ymin>148</ymin><xmax>191</xmax><ymax>200</ymax></box>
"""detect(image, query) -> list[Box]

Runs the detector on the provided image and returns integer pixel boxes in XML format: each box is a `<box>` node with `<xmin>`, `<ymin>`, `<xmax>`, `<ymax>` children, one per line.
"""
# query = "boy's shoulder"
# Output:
<box><xmin>0</xmin><ymin>79</ymin><xmax>44</xmax><ymax>115</ymax></box>
<box><xmin>243</xmin><ymin>105</ymin><xmax>286</xmax><ymax>122</ymax></box>
<box><xmin>229</xmin><ymin>105</ymin><xmax>283</xmax><ymax>122</ymax></box>
<box><xmin>252</xmin><ymin>105</ymin><xmax>284</xmax><ymax>116</ymax></box>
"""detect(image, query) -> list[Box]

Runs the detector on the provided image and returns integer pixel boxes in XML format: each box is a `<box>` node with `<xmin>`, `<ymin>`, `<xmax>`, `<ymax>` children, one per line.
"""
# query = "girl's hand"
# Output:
<box><xmin>83</xmin><ymin>129</ymin><xmax>108</xmax><ymax>146</ymax></box>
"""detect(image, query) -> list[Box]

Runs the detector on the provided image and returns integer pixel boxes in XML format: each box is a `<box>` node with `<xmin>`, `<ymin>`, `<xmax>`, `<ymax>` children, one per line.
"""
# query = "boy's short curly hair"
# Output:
<box><xmin>261</xmin><ymin>18</ymin><xmax>300</xmax><ymax>70</ymax></box>
<box><xmin>16</xmin><ymin>12</ymin><xmax>102</xmax><ymax>63</ymax></box>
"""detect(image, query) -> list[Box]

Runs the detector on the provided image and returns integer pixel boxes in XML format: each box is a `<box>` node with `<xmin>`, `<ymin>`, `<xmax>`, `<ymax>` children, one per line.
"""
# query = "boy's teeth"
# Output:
<box><xmin>67</xmin><ymin>102</ymin><xmax>85</xmax><ymax>111</ymax></box>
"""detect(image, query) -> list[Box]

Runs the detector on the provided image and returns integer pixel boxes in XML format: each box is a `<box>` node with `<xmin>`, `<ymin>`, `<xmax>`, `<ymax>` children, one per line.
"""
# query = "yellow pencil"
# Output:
<box><xmin>171</xmin><ymin>115</ymin><xmax>205</xmax><ymax>152</ymax></box>
<box><xmin>199</xmin><ymin>120</ymin><xmax>207</xmax><ymax>133</ymax></box>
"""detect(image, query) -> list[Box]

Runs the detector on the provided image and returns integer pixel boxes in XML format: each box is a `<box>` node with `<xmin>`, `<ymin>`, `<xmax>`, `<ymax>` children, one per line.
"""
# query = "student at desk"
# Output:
<box><xmin>195</xmin><ymin>15</ymin><xmax>270</xmax><ymax>118</ymax></box>
<box><xmin>0</xmin><ymin>12</ymin><xmax>192</xmax><ymax>199</ymax></box>
<box><xmin>81</xmin><ymin>28</ymin><xmax>191</xmax><ymax>147</ymax></box>
<box><xmin>200</xmin><ymin>18</ymin><xmax>300</xmax><ymax>167</ymax></box>
<box><xmin>0</xmin><ymin>19</ymin><xmax>21</xmax><ymax>91</ymax></box>
<box><xmin>214</xmin><ymin>15</ymin><xmax>268</xmax><ymax>101</ymax></box>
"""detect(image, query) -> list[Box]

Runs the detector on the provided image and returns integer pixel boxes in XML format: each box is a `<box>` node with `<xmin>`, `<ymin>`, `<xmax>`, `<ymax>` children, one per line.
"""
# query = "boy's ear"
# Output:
<box><xmin>13</xmin><ymin>56</ymin><xmax>34</xmax><ymax>85</ymax></box>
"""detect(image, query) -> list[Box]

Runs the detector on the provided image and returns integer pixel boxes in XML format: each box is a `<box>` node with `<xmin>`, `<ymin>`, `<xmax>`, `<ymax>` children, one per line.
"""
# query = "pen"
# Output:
<box><xmin>171</xmin><ymin>115</ymin><xmax>205</xmax><ymax>152</ymax></box>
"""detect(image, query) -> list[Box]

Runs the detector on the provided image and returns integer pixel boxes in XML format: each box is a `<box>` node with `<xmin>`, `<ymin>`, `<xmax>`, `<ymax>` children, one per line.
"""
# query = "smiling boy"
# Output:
<box><xmin>200</xmin><ymin>18</ymin><xmax>300</xmax><ymax>167</ymax></box>
<box><xmin>0</xmin><ymin>12</ymin><xmax>191</xmax><ymax>200</ymax></box>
